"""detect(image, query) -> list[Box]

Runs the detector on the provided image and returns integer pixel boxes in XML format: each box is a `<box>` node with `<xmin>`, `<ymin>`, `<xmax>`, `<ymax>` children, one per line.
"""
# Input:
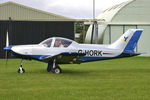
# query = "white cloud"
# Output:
<box><xmin>0</xmin><ymin>0</ymin><xmax>129</xmax><ymax>19</ymax></box>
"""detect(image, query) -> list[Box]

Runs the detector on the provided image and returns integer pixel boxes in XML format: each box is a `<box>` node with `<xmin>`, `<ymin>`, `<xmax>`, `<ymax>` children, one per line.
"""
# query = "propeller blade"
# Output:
<box><xmin>6</xmin><ymin>29</ymin><xmax>9</xmax><ymax>47</ymax></box>
<box><xmin>5</xmin><ymin>55</ymin><xmax>8</xmax><ymax>67</ymax></box>
<box><xmin>5</xmin><ymin>29</ymin><xmax>9</xmax><ymax>67</ymax></box>
<box><xmin>5</xmin><ymin>51</ymin><xmax>9</xmax><ymax>67</ymax></box>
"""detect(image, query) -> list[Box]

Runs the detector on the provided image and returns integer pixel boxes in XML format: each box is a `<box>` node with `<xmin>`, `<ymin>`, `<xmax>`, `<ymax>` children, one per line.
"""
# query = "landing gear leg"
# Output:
<box><xmin>47</xmin><ymin>62</ymin><xmax>53</xmax><ymax>72</ymax></box>
<box><xmin>51</xmin><ymin>59</ymin><xmax>62</xmax><ymax>74</ymax></box>
<box><xmin>18</xmin><ymin>59</ymin><xmax>25</xmax><ymax>73</ymax></box>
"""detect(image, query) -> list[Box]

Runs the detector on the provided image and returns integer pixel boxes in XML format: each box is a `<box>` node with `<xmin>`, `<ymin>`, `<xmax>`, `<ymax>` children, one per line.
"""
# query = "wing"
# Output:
<box><xmin>40</xmin><ymin>52</ymin><xmax>86</xmax><ymax>64</ymax></box>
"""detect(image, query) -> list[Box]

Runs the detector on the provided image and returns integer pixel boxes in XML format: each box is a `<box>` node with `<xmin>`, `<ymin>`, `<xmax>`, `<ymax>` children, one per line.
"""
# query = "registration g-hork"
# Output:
<box><xmin>4</xmin><ymin>29</ymin><xmax>143</xmax><ymax>74</ymax></box>
<box><xmin>78</xmin><ymin>50</ymin><xmax>103</xmax><ymax>57</ymax></box>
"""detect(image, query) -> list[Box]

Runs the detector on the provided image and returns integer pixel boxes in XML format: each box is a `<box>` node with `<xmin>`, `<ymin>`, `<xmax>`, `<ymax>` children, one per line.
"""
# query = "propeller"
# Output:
<box><xmin>5</xmin><ymin>29</ymin><xmax>9</xmax><ymax>67</ymax></box>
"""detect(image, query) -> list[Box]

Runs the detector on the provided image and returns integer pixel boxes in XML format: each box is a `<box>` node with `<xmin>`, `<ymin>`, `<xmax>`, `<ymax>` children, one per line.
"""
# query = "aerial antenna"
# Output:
<box><xmin>91</xmin><ymin>0</ymin><xmax>98</xmax><ymax>44</ymax></box>
<box><xmin>93</xmin><ymin>0</ymin><xmax>95</xmax><ymax>20</ymax></box>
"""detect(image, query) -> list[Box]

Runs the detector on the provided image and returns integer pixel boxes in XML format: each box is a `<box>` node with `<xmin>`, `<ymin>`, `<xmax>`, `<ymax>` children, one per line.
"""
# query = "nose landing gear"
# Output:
<box><xmin>18</xmin><ymin>59</ymin><xmax>25</xmax><ymax>73</ymax></box>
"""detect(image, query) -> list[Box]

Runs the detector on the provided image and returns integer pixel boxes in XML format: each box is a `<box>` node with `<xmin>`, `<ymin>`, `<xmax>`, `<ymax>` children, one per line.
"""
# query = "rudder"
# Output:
<box><xmin>124</xmin><ymin>29</ymin><xmax>143</xmax><ymax>53</ymax></box>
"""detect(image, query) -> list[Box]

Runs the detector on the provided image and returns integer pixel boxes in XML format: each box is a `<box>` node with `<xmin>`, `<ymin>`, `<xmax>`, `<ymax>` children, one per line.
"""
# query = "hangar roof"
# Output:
<box><xmin>97</xmin><ymin>0</ymin><xmax>150</xmax><ymax>25</ymax></box>
<box><xmin>0</xmin><ymin>2</ymin><xmax>75</xmax><ymax>21</ymax></box>
<box><xmin>97</xmin><ymin>0</ymin><xmax>134</xmax><ymax>23</ymax></box>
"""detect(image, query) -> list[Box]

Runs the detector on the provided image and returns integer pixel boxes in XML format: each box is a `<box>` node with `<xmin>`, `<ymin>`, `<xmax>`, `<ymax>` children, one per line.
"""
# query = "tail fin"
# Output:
<box><xmin>109</xmin><ymin>29</ymin><xmax>143</xmax><ymax>53</ymax></box>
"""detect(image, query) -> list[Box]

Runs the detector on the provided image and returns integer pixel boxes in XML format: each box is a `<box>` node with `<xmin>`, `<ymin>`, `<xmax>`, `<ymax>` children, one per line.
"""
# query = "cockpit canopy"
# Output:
<box><xmin>39</xmin><ymin>37</ymin><xmax>73</xmax><ymax>48</ymax></box>
<box><xmin>40</xmin><ymin>38</ymin><xmax>52</xmax><ymax>47</ymax></box>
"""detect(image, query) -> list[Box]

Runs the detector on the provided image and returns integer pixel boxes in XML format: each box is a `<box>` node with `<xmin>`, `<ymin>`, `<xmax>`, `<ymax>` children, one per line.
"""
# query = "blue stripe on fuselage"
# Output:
<box><xmin>10</xmin><ymin>51</ymin><xmax>139</xmax><ymax>63</ymax></box>
<box><xmin>80</xmin><ymin>57</ymin><xmax>110</xmax><ymax>62</ymax></box>
<box><xmin>80</xmin><ymin>52</ymin><xmax>139</xmax><ymax>62</ymax></box>
<box><xmin>29</xmin><ymin>55</ymin><xmax>50</xmax><ymax>60</ymax></box>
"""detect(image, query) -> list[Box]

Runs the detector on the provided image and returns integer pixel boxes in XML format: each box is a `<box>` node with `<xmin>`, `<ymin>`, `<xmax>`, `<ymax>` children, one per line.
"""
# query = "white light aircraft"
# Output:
<box><xmin>4</xmin><ymin>29</ymin><xmax>143</xmax><ymax>74</ymax></box>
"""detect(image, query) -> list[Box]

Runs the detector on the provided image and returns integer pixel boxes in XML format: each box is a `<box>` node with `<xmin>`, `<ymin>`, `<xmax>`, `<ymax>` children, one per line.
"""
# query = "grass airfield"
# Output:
<box><xmin>0</xmin><ymin>57</ymin><xmax>150</xmax><ymax>100</ymax></box>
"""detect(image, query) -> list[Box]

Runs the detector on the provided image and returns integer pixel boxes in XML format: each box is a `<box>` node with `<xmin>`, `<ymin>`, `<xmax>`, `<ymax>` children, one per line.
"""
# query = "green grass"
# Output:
<box><xmin>0</xmin><ymin>57</ymin><xmax>150</xmax><ymax>100</ymax></box>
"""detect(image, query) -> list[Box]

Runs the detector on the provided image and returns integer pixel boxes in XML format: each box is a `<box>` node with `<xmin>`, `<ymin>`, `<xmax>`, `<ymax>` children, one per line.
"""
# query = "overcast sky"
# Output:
<box><xmin>0</xmin><ymin>0</ymin><xmax>129</xmax><ymax>19</ymax></box>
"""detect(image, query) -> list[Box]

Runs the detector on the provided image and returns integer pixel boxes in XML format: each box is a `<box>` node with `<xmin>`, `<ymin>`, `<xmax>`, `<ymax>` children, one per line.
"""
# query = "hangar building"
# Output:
<box><xmin>0</xmin><ymin>2</ymin><xmax>75</xmax><ymax>58</ymax></box>
<box><xmin>85</xmin><ymin>0</ymin><xmax>150</xmax><ymax>56</ymax></box>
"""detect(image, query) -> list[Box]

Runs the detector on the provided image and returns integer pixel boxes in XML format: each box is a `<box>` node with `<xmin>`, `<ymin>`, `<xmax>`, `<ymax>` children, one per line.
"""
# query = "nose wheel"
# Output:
<box><xmin>18</xmin><ymin>59</ymin><xmax>25</xmax><ymax>73</ymax></box>
<box><xmin>18</xmin><ymin>67</ymin><xmax>25</xmax><ymax>73</ymax></box>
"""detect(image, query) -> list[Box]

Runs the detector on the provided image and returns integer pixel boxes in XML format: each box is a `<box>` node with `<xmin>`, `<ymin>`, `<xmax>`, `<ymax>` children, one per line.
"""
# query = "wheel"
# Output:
<box><xmin>52</xmin><ymin>66</ymin><xmax>62</xmax><ymax>74</ymax></box>
<box><xmin>18</xmin><ymin>67</ymin><xmax>25</xmax><ymax>73</ymax></box>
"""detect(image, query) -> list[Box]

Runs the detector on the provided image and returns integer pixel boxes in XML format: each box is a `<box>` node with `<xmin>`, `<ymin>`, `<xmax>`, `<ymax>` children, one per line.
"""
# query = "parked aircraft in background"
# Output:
<box><xmin>4</xmin><ymin>29</ymin><xmax>143</xmax><ymax>74</ymax></box>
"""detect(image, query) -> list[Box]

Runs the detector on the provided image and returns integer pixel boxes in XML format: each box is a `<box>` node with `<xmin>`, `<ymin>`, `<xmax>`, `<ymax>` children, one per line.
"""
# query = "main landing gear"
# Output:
<box><xmin>18</xmin><ymin>59</ymin><xmax>25</xmax><ymax>73</ymax></box>
<box><xmin>47</xmin><ymin>59</ymin><xmax>62</xmax><ymax>74</ymax></box>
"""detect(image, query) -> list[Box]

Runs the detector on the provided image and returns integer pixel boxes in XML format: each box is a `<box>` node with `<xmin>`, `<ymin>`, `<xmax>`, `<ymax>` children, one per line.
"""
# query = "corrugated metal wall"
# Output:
<box><xmin>0</xmin><ymin>21</ymin><xmax>74</xmax><ymax>58</ymax></box>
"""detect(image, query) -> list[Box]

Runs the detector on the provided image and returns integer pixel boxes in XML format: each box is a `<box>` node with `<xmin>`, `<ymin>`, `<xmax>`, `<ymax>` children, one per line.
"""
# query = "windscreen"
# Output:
<box><xmin>40</xmin><ymin>39</ymin><xmax>52</xmax><ymax>47</ymax></box>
